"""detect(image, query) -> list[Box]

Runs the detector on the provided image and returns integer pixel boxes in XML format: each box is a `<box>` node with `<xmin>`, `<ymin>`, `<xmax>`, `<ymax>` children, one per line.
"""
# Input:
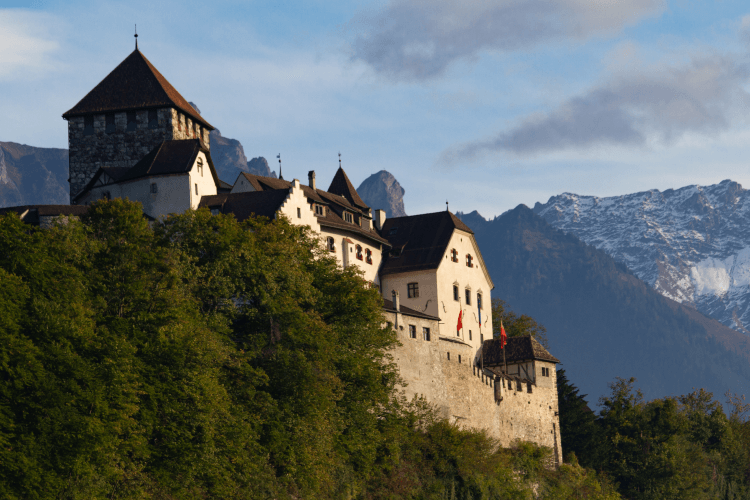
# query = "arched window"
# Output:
<box><xmin>356</xmin><ymin>245</ymin><xmax>363</xmax><ymax>260</ymax></box>
<box><xmin>365</xmin><ymin>248</ymin><xmax>372</xmax><ymax>264</ymax></box>
<box><xmin>451</xmin><ymin>248</ymin><xmax>458</xmax><ymax>262</ymax></box>
<box><xmin>327</xmin><ymin>237</ymin><xmax>336</xmax><ymax>252</ymax></box>
<box><xmin>466</xmin><ymin>254</ymin><xmax>473</xmax><ymax>267</ymax></box>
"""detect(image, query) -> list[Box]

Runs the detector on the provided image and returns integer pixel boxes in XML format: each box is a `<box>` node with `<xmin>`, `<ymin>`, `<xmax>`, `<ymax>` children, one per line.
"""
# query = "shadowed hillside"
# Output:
<box><xmin>459</xmin><ymin>206</ymin><xmax>750</xmax><ymax>403</ymax></box>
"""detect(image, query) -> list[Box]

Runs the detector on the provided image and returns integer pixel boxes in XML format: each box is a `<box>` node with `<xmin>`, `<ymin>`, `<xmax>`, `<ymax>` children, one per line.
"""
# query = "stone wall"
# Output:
<box><xmin>67</xmin><ymin>108</ymin><xmax>210</xmax><ymax>199</ymax></box>
<box><xmin>385</xmin><ymin>308</ymin><xmax>562</xmax><ymax>464</ymax></box>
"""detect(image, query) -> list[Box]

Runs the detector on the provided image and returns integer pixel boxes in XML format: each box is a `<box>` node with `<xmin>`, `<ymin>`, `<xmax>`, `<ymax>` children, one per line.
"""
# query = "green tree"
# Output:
<box><xmin>491</xmin><ymin>298</ymin><xmax>549</xmax><ymax>348</ymax></box>
<box><xmin>556</xmin><ymin>369</ymin><xmax>603</xmax><ymax>469</ymax></box>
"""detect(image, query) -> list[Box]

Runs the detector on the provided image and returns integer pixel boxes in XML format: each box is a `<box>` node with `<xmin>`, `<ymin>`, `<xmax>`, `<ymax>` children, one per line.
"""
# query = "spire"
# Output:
<box><xmin>134</xmin><ymin>24</ymin><xmax>138</xmax><ymax>50</ymax></box>
<box><xmin>277</xmin><ymin>153</ymin><xmax>283</xmax><ymax>180</ymax></box>
<box><xmin>338</xmin><ymin>151</ymin><xmax>341</xmax><ymax>169</ymax></box>
<box><xmin>446</xmin><ymin>200</ymin><xmax>449</xmax><ymax>212</ymax></box>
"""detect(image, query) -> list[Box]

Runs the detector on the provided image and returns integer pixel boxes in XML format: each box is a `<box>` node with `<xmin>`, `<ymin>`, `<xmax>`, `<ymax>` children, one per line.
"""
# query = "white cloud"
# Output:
<box><xmin>349</xmin><ymin>0</ymin><xmax>665</xmax><ymax>80</ymax></box>
<box><xmin>0</xmin><ymin>10</ymin><xmax>64</xmax><ymax>81</ymax></box>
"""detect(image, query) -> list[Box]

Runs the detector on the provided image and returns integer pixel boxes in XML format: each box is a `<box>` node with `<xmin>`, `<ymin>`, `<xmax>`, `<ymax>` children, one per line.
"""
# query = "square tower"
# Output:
<box><xmin>62</xmin><ymin>48</ymin><xmax>213</xmax><ymax>200</ymax></box>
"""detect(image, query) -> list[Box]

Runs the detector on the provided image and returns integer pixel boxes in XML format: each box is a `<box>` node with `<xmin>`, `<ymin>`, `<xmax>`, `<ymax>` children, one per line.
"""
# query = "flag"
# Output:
<box><xmin>457</xmin><ymin>309</ymin><xmax>463</xmax><ymax>333</ymax></box>
<box><xmin>500</xmin><ymin>320</ymin><xmax>507</xmax><ymax>349</ymax></box>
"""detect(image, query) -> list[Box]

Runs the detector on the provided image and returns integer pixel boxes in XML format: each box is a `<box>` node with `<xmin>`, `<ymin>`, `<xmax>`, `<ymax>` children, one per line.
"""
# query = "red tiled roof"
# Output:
<box><xmin>62</xmin><ymin>49</ymin><xmax>213</xmax><ymax>129</ymax></box>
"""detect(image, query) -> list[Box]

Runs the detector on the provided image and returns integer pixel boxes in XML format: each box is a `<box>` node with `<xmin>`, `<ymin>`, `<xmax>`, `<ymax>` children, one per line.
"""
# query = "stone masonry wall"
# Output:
<box><xmin>67</xmin><ymin>108</ymin><xmax>210</xmax><ymax>200</ymax></box>
<box><xmin>386</xmin><ymin>309</ymin><xmax>562</xmax><ymax>463</ymax></box>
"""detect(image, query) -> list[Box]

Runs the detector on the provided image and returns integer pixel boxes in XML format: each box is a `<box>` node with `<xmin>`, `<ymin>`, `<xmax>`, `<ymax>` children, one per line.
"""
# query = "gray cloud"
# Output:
<box><xmin>450</xmin><ymin>55</ymin><xmax>750</xmax><ymax>159</ymax></box>
<box><xmin>350</xmin><ymin>0</ymin><xmax>665</xmax><ymax>80</ymax></box>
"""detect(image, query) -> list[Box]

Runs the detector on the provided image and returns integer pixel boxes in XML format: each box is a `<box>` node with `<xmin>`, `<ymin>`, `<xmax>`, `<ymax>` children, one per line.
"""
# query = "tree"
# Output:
<box><xmin>491</xmin><ymin>298</ymin><xmax>549</xmax><ymax>348</ymax></box>
<box><xmin>556</xmin><ymin>369</ymin><xmax>602</xmax><ymax>468</ymax></box>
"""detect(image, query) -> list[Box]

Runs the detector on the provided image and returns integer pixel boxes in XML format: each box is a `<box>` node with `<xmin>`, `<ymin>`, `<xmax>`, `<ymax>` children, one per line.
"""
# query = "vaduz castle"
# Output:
<box><xmin>3</xmin><ymin>47</ymin><xmax>564</xmax><ymax>464</ymax></box>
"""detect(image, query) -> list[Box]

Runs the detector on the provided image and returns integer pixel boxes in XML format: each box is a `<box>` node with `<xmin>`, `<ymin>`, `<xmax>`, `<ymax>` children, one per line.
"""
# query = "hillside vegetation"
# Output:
<box><xmin>0</xmin><ymin>200</ymin><xmax>615</xmax><ymax>499</ymax></box>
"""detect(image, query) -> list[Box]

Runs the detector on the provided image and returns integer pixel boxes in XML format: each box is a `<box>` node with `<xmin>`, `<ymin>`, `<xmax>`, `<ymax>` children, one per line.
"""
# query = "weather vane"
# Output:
<box><xmin>338</xmin><ymin>151</ymin><xmax>341</xmax><ymax>168</ymax></box>
<box><xmin>277</xmin><ymin>153</ymin><xmax>283</xmax><ymax>180</ymax></box>
<box><xmin>134</xmin><ymin>24</ymin><xmax>138</xmax><ymax>50</ymax></box>
<box><xmin>446</xmin><ymin>200</ymin><xmax>449</xmax><ymax>212</ymax></box>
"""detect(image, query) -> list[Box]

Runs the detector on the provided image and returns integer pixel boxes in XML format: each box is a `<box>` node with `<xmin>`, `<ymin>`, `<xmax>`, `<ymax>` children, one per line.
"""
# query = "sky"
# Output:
<box><xmin>3</xmin><ymin>0</ymin><xmax>750</xmax><ymax>218</ymax></box>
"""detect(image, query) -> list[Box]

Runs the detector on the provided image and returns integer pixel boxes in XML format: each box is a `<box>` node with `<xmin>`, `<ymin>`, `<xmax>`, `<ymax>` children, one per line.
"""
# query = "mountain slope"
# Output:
<box><xmin>533</xmin><ymin>180</ymin><xmax>750</xmax><ymax>335</ymax></box>
<box><xmin>459</xmin><ymin>206</ymin><xmax>750</xmax><ymax>403</ymax></box>
<box><xmin>357</xmin><ymin>170</ymin><xmax>406</xmax><ymax>217</ymax></box>
<box><xmin>0</xmin><ymin>142</ymin><xmax>69</xmax><ymax>208</ymax></box>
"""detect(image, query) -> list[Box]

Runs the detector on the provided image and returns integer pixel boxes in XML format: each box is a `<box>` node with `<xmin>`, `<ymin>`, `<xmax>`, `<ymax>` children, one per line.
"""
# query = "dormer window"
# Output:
<box><xmin>365</xmin><ymin>248</ymin><xmax>372</xmax><ymax>264</ymax></box>
<box><xmin>327</xmin><ymin>237</ymin><xmax>336</xmax><ymax>252</ymax></box>
<box><xmin>388</xmin><ymin>227</ymin><xmax>398</xmax><ymax>236</ymax></box>
<box><xmin>466</xmin><ymin>254</ymin><xmax>473</xmax><ymax>267</ymax></box>
<box><xmin>356</xmin><ymin>245</ymin><xmax>363</xmax><ymax>260</ymax></box>
<box><xmin>315</xmin><ymin>204</ymin><xmax>325</xmax><ymax>216</ymax></box>
<box><xmin>344</xmin><ymin>212</ymin><xmax>353</xmax><ymax>223</ymax></box>
<box><xmin>105</xmin><ymin>113</ymin><xmax>115</xmax><ymax>134</ymax></box>
<box><xmin>451</xmin><ymin>248</ymin><xmax>458</xmax><ymax>262</ymax></box>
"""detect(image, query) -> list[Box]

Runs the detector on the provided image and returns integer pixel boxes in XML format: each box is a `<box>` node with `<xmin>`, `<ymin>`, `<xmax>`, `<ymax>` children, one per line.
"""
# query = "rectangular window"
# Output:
<box><xmin>344</xmin><ymin>212</ymin><xmax>353</xmax><ymax>223</ymax></box>
<box><xmin>458</xmin><ymin>355</ymin><xmax>461</xmax><ymax>364</ymax></box>
<box><xmin>195</xmin><ymin>183</ymin><xmax>198</xmax><ymax>195</ymax></box>
<box><xmin>105</xmin><ymin>113</ymin><xmax>115</xmax><ymax>134</ymax></box>
<box><xmin>465</xmin><ymin>289</ymin><xmax>471</xmax><ymax>305</ymax></box>
<box><xmin>527</xmin><ymin>382</ymin><xmax>533</xmax><ymax>393</ymax></box>
<box><xmin>315</xmin><ymin>204</ymin><xmax>325</xmax><ymax>216</ymax></box>
<box><xmin>447</xmin><ymin>352</ymin><xmax>450</xmax><ymax>361</ymax></box>
<box><xmin>83</xmin><ymin>115</ymin><xmax>94</xmax><ymax>135</ymax></box>
<box><xmin>409</xmin><ymin>325</ymin><xmax>416</xmax><ymax>339</ymax></box>
<box><xmin>423</xmin><ymin>327</ymin><xmax>430</xmax><ymax>341</ymax></box>
<box><xmin>407</xmin><ymin>282</ymin><xmax>419</xmax><ymax>298</ymax></box>
<box><xmin>151</xmin><ymin>183</ymin><xmax>158</xmax><ymax>194</ymax></box>
<box><xmin>148</xmin><ymin>109</ymin><xmax>158</xmax><ymax>129</ymax></box>
<box><xmin>210</xmin><ymin>208</ymin><xmax>220</xmax><ymax>216</ymax></box>
<box><xmin>453</xmin><ymin>285</ymin><xmax>459</xmax><ymax>301</ymax></box>
<box><xmin>469</xmin><ymin>330</ymin><xmax>472</xmax><ymax>341</ymax></box>
<box><xmin>127</xmin><ymin>111</ymin><xmax>137</xmax><ymax>131</ymax></box>
<box><xmin>477</xmin><ymin>293</ymin><xmax>482</xmax><ymax>310</ymax></box>
<box><xmin>297</xmin><ymin>207</ymin><xmax>301</xmax><ymax>218</ymax></box>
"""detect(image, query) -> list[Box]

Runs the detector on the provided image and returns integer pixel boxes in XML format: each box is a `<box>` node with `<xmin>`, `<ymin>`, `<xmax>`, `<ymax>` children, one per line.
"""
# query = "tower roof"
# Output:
<box><xmin>327</xmin><ymin>167</ymin><xmax>368</xmax><ymax>209</ymax></box>
<box><xmin>62</xmin><ymin>49</ymin><xmax>213</xmax><ymax>130</ymax></box>
<box><xmin>482</xmin><ymin>336</ymin><xmax>560</xmax><ymax>365</ymax></box>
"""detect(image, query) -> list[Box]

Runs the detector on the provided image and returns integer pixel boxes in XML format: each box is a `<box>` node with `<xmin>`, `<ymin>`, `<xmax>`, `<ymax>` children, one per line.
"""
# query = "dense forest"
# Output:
<box><xmin>0</xmin><ymin>200</ymin><xmax>746</xmax><ymax>498</ymax></box>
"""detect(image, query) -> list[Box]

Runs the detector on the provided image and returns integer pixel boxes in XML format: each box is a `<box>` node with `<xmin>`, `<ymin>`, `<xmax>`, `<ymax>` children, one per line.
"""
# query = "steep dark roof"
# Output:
<box><xmin>62</xmin><ymin>49</ymin><xmax>213</xmax><ymax>129</ymax></box>
<box><xmin>327</xmin><ymin>167</ymin><xmax>368</xmax><ymax>209</ymax></box>
<box><xmin>482</xmin><ymin>336</ymin><xmax>560</xmax><ymax>366</ymax></box>
<box><xmin>198</xmin><ymin>190</ymin><xmax>290</xmax><ymax>221</ymax></box>
<box><xmin>379</xmin><ymin>211</ymin><xmax>473</xmax><ymax>276</ymax></box>
<box><xmin>382</xmin><ymin>298</ymin><xmax>441</xmax><ymax>321</ymax></box>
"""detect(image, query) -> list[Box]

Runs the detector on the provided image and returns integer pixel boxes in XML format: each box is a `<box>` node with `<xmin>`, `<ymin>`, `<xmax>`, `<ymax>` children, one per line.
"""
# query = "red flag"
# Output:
<box><xmin>457</xmin><ymin>309</ymin><xmax>463</xmax><ymax>333</ymax></box>
<box><xmin>500</xmin><ymin>320</ymin><xmax>507</xmax><ymax>349</ymax></box>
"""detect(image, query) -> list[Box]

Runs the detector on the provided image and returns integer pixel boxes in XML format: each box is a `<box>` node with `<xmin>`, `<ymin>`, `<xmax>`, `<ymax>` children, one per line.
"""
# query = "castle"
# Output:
<box><xmin>3</xmin><ymin>46</ymin><xmax>563</xmax><ymax>464</ymax></box>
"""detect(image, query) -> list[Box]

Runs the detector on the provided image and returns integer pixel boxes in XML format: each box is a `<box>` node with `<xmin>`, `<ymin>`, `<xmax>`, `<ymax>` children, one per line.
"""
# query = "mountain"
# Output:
<box><xmin>357</xmin><ymin>170</ymin><xmax>406</xmax><ymax>217</ymax></box>
<box><xmin>533</xmin><ymin>180</ymin><xmax>750</xmax><ymax>336</ymax></box>
<box><xmin>209</xmin><ymin>129</ymin><xmax>276</xmax><ymax>183</ymax></box>
<box><xmin>457</xmin><ymin>206</ymin><xmax>750</xmax><ymax>403</ymax></box>
<box><xmin>0</xmin><ymin>142</ymin><xmax>69</xmax><ymax>208</ymax></box>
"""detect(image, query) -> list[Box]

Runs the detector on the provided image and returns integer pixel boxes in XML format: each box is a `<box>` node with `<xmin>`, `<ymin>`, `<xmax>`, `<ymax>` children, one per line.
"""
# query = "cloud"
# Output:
<box><xmin>349</xmin><ymin>0</ymin><xmax>665</xmax><ymax>80</ymax></box>
<box><xmin>0</xmin><ymin>9</ymin><xmax>63</xmax><ymax>81</ymax></box>
<box><xmin>447</xmin><ymin>54</ymin><xmax>750</xmax><ymax>160</ymax></box>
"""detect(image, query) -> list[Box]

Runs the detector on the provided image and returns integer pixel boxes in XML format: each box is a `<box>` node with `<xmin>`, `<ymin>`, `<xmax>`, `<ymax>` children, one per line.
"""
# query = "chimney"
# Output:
<box><xmin>391</xmin><ymin>289</ymin><xmax>400</xmax><ymax>311</ymax></box>
<box><xmin>375</xmin><ymin>209</ymin><xmax>386</xmax><ymax>230</ymax></box>
<box><xmin>308</xmin><ymin>170</ymin><xmax>316</xmax><ymax>190</ymax></box>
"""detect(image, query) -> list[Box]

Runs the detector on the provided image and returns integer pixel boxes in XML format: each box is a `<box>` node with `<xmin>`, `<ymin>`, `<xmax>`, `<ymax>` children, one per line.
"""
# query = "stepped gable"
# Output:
<box><xmin>327</xmin><ymin>167</ymin><xmax>368</xmax><ymax>210</ymax></box>
<box><xmin>482</xmin><ymin>336</ymin><xmax>560</xmax><ymax>366</ymax></box>
<box><xmin>199</xmin><ymin>190</ymin><xmax>290</xmax><ymax>221</ymax></box>
<box><xmin>234</xmin><ymin>172</ymin><xmax>389</xmax><ymax>245</ymax></box>
<box><xmin>382</xmin><ymin>298</ymin><xmax>440</xmax><ymax>320</ymax></box>
<box><xmin>62</xmin><ymin>49</ymin><xmax>213</xmax><ymax>129</ymax></box>
<box><xmin>379</xmin><ymin>211</ymin><xmax>473</xmax><ymax>276</ymax></box>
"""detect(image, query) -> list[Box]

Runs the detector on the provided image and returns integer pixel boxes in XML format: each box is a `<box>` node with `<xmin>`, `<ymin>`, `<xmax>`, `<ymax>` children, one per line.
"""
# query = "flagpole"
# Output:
<box><xmin>502</xmin><ymin>319</ymin><xmax>508</xmax><ymax>375</ymax></box>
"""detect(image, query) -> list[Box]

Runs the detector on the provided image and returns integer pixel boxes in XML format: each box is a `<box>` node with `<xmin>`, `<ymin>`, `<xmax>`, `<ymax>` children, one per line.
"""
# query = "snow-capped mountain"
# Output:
<box><xmin>533</xmin><ymin>179</ymin><xmax>750</xmax><ymax>335</ymax></box>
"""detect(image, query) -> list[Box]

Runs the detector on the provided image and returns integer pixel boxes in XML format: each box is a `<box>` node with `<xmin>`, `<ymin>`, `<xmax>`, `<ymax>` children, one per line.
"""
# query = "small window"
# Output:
<box><xmin>327</xmin><ymin>237</ymin><xmax>335</xmax><ymax>252</ymax></box>
<box><xmin>365</xmin><ymin>248</ymin><xmax>372</xmax><ymax>264</ymax></box>
<box><xmin>407</xmin><ymin>282</ymin><xmax>419</xmax><ymax>298</ymax></box>
<box><xmin>477</xmin><ymin>293</ymin><xmax>483</xmax><ymax>310</ymax></box>
<box><xmin>101</xmin><ymin>191</ymin><xmax>111</xmax><ymax>200</ymax></box>
<box><xmin>469</xmin><ymin>330</ymin><xmax>472</xmax><ymax>341</ymax></box>
<box><xmin>148</xmin><ymin>109</ymin><xmax>158</xmax><ymax>129</ymax></box>
<box><xmin>151</xmin><ymin>183</ymin><xmax>158</xmax><ymax>194</ymax></box>
<box><xmin>105</xmin><ymin>113</ymin><xmax>115</xmax><ymax>134</ymax></box>
<box><xmin>480</xmin><ymin>333</ymin><xmax>484</xmax><ymax>343</ymax></box>
<box><xmin>344</xmin><ymin>212</ymin><xmax>353</xmax><ymax>223</ymax></box>
<box><xmin>127</xmin><ymin>111</ymin><xmax>137</xmax><ymax>131</ymax></box>
<box><xmin>315</xmin><ymin>204</ymin><xmax>325</xmax><ymax>216</ymax></box>
<box><xmin>355</xmin><ymin>245</ymin><xmax>363</xmax><ymax>260</ymax></box>
<box><xmin>423</xmin><ymin>327</ymin><xmax>430</xmax><ymax>341</ymax></box>
<box><xmin>466</xmin><ymin>254</ymin><xmax>474</xmax><ymax>267</ymax></box>
<box><xmin>447</xmin><ymin>352</ymin><xmax>450</xmax><ymax>361</ymax></box>
<box><xmin>527</xmin><ymin>382</ymin><xmax>533</xmax><ymax>393</ymax></box>
<box><xmin>197</xmin><ymin>158</ymin><xmax>203</xmax><ymax>176</ymax></box>
<box><xmin>210</xmin><ymin>208</ymin><xmax>220</xmax><ymax>216</ymax></box>
<box><xmin>453</xmin><ymin>285</ymin><xmax>459</xmax><ymax>301</ymax></box>
<box><xmin>195</xmin><ymin>183</ymin><xmax>198</xmax><ymax>195</ymax></box>
<box><xmin>465</xmin><ymin>289</ymin><xmax>471</xmax><ymax>305</ymax></box>
<box><xmin>409</xmin><ymin>325</ymin><xmax>416</xmax><ymax>339</ymax></box>
<box><xmin>84</xmin><ymin>115</ymin><xmax>94</xmax><ymax>135</ymax></box>
<box><xmin>297</xmin><ymin>207</ymin><xmax>301</xmax><ymax>219</ymax></box>
<box><xmin>451</xmin><ymin>248</ymin><xmax>458</xmax><ymax>262</ymax></box>
<box><xmin>388</xmin><ymin>227</ymin><xmax>398</xmax><ymax>236</ymax></box>
<box><xmin>458</xmin><ymin>355</ymin><xmax>462</xmax><ymax>364</ymax></box>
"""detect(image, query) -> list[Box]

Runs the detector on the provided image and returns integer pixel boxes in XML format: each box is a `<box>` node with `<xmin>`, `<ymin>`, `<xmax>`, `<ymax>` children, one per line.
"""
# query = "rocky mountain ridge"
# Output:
<box><xmin>533</xmin><ymin>179</ymin><xmax>750</xmax><ymax>334</ymax></box>
<box><xmin>356</xmin><ymin>170</ymin><xmax>406</xmax><ymax>218</ymax></box>
<box><xmin>0</xmin><ymin>142</ymin><xmax>69</xmax><ymax>208</ymax></box>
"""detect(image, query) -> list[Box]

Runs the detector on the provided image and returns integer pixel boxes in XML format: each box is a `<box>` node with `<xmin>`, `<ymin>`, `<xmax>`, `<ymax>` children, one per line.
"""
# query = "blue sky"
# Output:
<box><xmin>3</xmin><ymin>0</ymin><xmax>750</xmax><ymax>217</ymax></box>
